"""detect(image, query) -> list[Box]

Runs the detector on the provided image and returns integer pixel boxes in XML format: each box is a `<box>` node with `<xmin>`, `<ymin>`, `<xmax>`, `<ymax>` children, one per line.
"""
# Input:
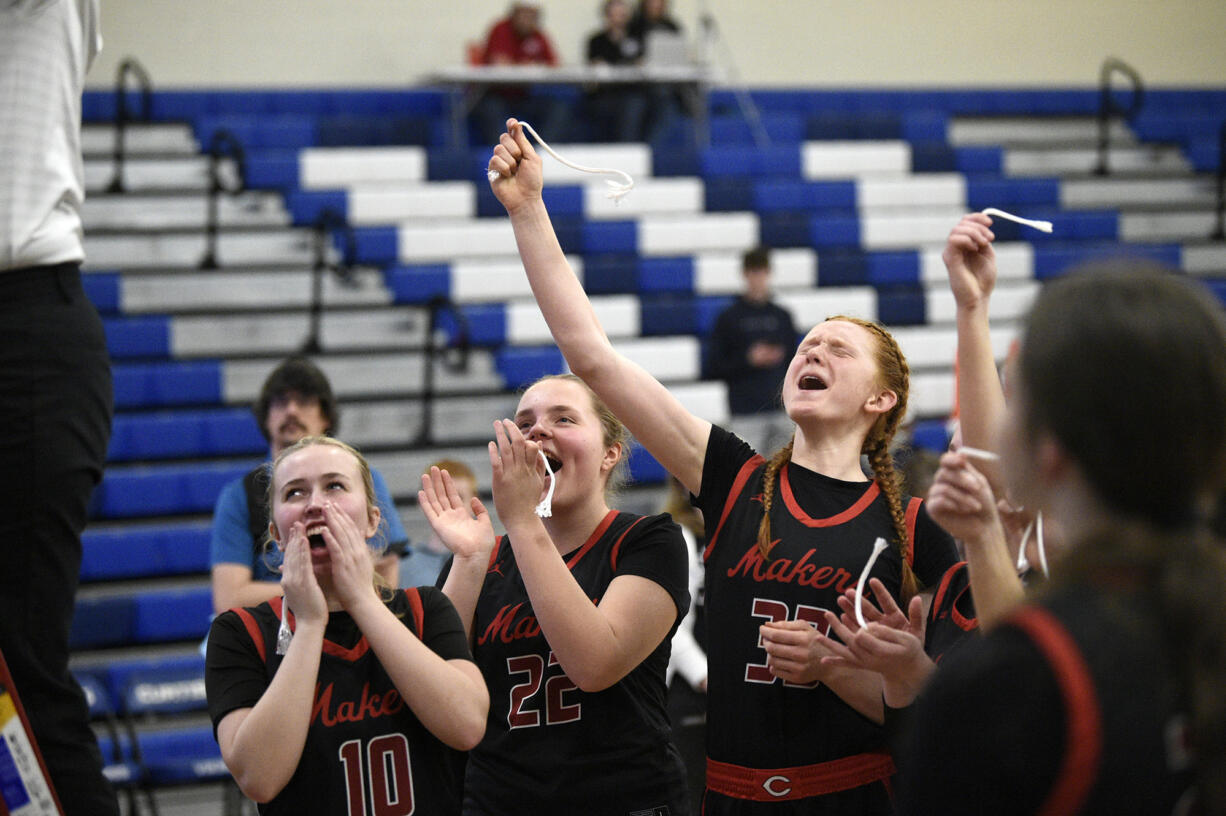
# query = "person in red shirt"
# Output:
<box><xmin>473</xmin><ymin>3</ymin><xmax>568</xmax><ymax>143</ymax></box>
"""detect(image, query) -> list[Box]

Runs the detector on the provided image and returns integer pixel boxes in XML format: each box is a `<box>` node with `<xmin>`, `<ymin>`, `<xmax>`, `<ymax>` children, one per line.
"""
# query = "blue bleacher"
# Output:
<box><xmin>75</xmin><ymin>84</ymin><xmax>1225</xmax><ymax>720</ymax></box>
<box><xmin>81</xmin><ymin>521</ymin><xmax>212</xmax><ymax>581</ymax></box>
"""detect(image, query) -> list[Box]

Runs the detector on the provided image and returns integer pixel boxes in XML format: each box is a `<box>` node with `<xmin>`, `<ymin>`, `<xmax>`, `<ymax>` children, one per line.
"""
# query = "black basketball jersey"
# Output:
<box><xmin>924</xmin><ymin>561</ymin><xmax>978</xmax><ymax>665</ymax></box>
<box><xmin>695</xmin><ymin>426</ymin><xmax>957</xmax><ymax>812</ymax></box>
<box><xmin>205</xmin><ymin>588</ymin><xmax>471</xmax><ymax>816</ymax></box>
<box><xmin>899</xmin><ymin>582</ymin><xmax>1198</xmax><ymax>814</ymax></box>
<box><xmin>462</xmin><ymin>510</ymin><xmax>691</xmax><ymax>816</ymax></box>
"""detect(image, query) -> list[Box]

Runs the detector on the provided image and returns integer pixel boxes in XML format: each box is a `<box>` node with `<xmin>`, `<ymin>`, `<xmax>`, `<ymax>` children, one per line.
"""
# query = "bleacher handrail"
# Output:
<box><xmin>106</xmin><ymin>57</ymin><xmax>154</xmax><ymax>194</ymax></box>
<box><xmin>411</xmin><ymin>295</ymin><xmax>472</xmax><ymax>448</ymax></box>
<box><xmin>301</xmin><ymin>208</ymin><xmax>357</xmax><ymax>354</ymax></box>
<box><xmin>1095</xmin><ymin>56</ymin><xmax>1145</xmax><ymax>176</ymax></box>
<box><xmin>199</xmin><ymin>129</ymin><xmax>248</xmax><ymax>270</ymax></box>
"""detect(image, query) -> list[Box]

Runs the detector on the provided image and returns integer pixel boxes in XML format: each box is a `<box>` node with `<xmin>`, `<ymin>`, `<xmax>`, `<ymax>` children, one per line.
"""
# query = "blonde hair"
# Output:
<box><xmin>755</xmin><ymin>316</ymin><xmax>919</xmax><ymax>603</ymax></box>
<box><xmin>265</xmin><ymin>435</ymin><xmax>393</xmax><ymax>599</ymax></box>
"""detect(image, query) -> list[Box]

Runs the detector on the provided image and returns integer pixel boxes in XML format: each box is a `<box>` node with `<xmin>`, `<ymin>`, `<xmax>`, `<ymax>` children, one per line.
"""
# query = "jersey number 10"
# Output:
<box><xmin>339</xmin><ymin>733</ymin><xmax>414</xmax><ymax>816</ymax></box>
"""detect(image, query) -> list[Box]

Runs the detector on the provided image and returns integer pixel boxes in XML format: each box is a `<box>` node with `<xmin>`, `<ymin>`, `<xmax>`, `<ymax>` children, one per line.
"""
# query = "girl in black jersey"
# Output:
<box><xmin>896</xmin><ymin>255</ymin><xmax>1226</xmax><ymax>813</ymax></box>
<box><xmin>419</xmin><ymin>374</ymin><xmax>691</xmax><ymax>815</ymax></box>
<box><xmin>205</xmin><ymin>436</ymin><xmax>488</xmax><ymax>815</ymax></box>
<box><xmin>486</xmin><ymin>119</ymin><xmax>958</xmax><ymax>814</ymax></box>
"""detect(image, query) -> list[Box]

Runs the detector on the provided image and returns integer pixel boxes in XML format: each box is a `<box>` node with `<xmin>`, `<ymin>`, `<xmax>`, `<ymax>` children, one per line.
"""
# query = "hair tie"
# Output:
<box><xmin>854</xmin><ymin>537</ymin><xmax>891</xmax><ymax>629</ymax></box>
<box><xmin>981</xmin><ymin>207</ymin><xmax>1053</xmax><ymax>233</ymax></box>
<box><xmin>488</xmin><ymin>120</ymin><xmax>635</xmax><ymax>202</ymax></box>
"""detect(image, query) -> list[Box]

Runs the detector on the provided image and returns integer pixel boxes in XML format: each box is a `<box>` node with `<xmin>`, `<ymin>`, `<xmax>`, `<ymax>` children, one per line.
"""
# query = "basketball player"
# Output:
<box><xmin>486</xmin><ymin>118</ymin><xmax>958</xmax><ymax>813</ymax></box>
<box><xmin>421</xmin><ymin>373</ymin><xmax>691</xmax><ymax>815</ymax></box>
<box><xmin>205</xmin><ymin>437</ymin><xmax>487</xmax><ymax>815</ymax></box>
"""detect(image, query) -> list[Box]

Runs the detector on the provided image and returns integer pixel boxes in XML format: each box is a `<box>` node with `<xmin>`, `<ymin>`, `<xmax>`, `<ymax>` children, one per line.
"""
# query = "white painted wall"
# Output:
<box><xmin>86</xmin><ymin>1</ymin><xmax>1226</xmax><ymax>89</ymax></box>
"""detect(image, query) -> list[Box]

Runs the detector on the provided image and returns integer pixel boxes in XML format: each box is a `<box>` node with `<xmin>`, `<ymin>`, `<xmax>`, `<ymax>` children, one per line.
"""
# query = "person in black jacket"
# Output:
<box><xmin>706</xmin><ymin>246</ymin><xmax>798</xmax><ymax>455</ymax></box>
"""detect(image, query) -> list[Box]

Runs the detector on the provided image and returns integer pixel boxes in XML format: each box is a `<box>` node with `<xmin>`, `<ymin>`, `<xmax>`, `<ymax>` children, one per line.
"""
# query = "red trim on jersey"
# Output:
<box><xmin>269</xmin><ymin>596</ymin><xmax>374</xmax><ymax>662</ymax></box>
<box><xmin>233</xmin><ymin>607</ymin><xmax>267</xmax><ymax>663</ymax></box>
<box><xmin>904</xmin><ymin>496</ymin><xmax>921</xmax><ymax>567</ymax></box>
<box><xmin>779</xmin><ymin>466</ymin><xmax>879</xmax><ymax>528</ymax></box>
<box><xmin>404</xmin><ymin>587</ymin><xmax>425</xmax><ymax>636</ymax></box>
<box><xmin>1009</xmin><ymin>606</ymin><xmax>1102</xmax><ymax>816</ymax></box>
<box><xmin>703</xmin><ymin>455</ymin><xmax>766</xmax><ymax>562</ymax></box>
<box><xmin>488</xmin><ymin>535</ymin><xmax>504</xmax><ymax>574</ymax></box>
<box><xmin>609</xmin><ymin>515</ymin><xmax>648</xmax><ymax>572</ymax></box>
<box><xmin>931</xmin><ymin>562</ymin><xmax>977</xmax><ymax>633</ymax></box>
<box><xmin>706</xmin><ymin>753</ymin><xmax>895</xmax><ymax>801</ymax></box>
<box><xmin>564</xmin><ymin>509</ymin><xmax>618</xmax><ymax>569</ymax></box>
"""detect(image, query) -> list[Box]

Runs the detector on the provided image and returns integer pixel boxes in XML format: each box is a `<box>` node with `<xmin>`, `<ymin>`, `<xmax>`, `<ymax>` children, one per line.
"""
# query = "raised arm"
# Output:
<box><xmin>944</xmin><ymin>213</ymin><xmax>1007</xmax><ymax>492</ymax></box>
<box><xmin>419</xmin><ymin>467</ymin><xmax>497</xmax><ymax>641</ymax></box>
<box><xmin>488</xmin><ymin>118</ymin><xmax>710</xmax><ymax>494</ymax></box>
<box><xmin>926</xmin><ymin>452</ymin><xmax>1024</xmax><ymax>630</ymax></box>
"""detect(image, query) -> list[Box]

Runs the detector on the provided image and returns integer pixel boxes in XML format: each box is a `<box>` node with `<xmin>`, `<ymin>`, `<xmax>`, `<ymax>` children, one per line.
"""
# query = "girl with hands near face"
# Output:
<box><xmin>427</xmin><ymin>375</ymin><xmax>692</xmax><ymax>816</ymax></box>
<box><xmin>206</xmin><ymin>437</ymin><xmax>487</xmax><ymax>815</ymax></box>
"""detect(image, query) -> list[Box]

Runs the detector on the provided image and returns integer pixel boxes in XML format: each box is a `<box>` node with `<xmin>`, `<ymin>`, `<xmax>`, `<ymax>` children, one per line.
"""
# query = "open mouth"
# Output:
<box><xmin>306</xmin><ymin>525</ymin><xmax>327</xmax><ymax>548</ymax></box>
<box><xmin>543</xmin><ymin>455</ymin><xmax>563</xmax><ymax>474</ymax></box>
<box><xmin>799</xmin><ymin>375</ymin><xmax>828</xmax><ymax>391</ymax></box>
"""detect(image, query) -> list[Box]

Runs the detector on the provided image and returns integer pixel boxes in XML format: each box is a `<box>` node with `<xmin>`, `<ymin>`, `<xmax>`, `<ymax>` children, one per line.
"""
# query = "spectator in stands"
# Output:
<box><xmin>401</xmin><ymin>459</ymin><xmax>477</xmax><ymax>588</ymax></box>
<box><xmin>895</xmin><ymin>251</ymin><xmax>1226</xmax><ymax>812</ymax></box>
<box><xmin>472</xmin><ymin>2</ymin><xmax>568</xmax><ymax>144</ymax></box>
<box><xmin>209</xmin><ymin>356</ymin><xmax>407</xmax><ymax>615</ymax></box>
<box><xmin>584</xmin><ymin>0</ymin><xmax>649</xmax><ymax>142</ymax></box>
<box><xmin>0</xmin><ymin>2</ymin><xmax>118</xmax><ymax>813</ymax></box>
<box><xmin>206</xmin><ymin>436</ymin><xmax>487</xmax><ymax>813</ymax></box>
<box><xmin>704</xmin><ymin>246</ymin><xmax>798</xmax><ymax>455</ymax></box>
<box><xmin>627</xmin><ymin>0</ymin><xmax>684</xmax><ymax>141</ymax></box>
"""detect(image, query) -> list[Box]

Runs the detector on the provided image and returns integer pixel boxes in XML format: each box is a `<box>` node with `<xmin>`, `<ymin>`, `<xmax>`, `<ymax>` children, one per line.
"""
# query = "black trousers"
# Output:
<box><xmin>0</xmin><ymin>263</ymin><xmax>116</xmax><ymax>816</ymax></box>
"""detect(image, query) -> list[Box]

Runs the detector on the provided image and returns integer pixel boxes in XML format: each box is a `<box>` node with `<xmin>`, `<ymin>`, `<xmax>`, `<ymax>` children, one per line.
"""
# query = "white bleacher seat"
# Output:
<box><xmin>82</xmin><ymin>123</ymin><xmax>199</xmax><ymax>156</ymax></box>
<box><xmin>670</xmin><ymin>380</ymin><xmax>730</xmax><ymax>426</ymax></box>
<box><xmin>638</xmin><ymin>213</ymin><xmax>759</xmax><ymax>256</ymax></box>
<box><xmin>222</xmin><ymin>352</ymin><xmax>504</xmax><ymax>403</ymax></box>
<box><xmin>860</xmin><ymin>209</ymin><xmax>970</xmax><ymax>250</ymax></box>
<box><xmin>300</xmin><ymin>147</ymin><xmax>427</xmax><ymax>189</ymax></box>
<box><xmin>85</xmin><ymin>157</ymin><xmax>230</xmax><ymax>194</ymax></box>
<box><xmin>924</xmin><ymin>282</ymin><xmax>1038</xmax><ymax>324</ymax></box>
<box><xmin>342</xmin><ymin>394</ymin><xmax>521</xmax><ymax>447</ymax></box>
<box><xmin>947</xmin><ymin>117</ymin><xmax>1133</xmax><ymax>146</ymax></box>
<box><xmin>1060</xmin><ymin>177</ymin><xmax>1215</xmax><ymax>209</ymax></box>
<box><xmin>1004</xmin><ymin>146</ymin><xmax>1191</xmax><ymax>177</ymax></box>
<box><xmin>858</xmin><ymin>175</ymin><xmax>966</xmax><ymax>209</ymax></box>
<box><xmin>347</xmin><ymin>182</ymin><xmax>476</xmax><ymax>224</ymax></box>
<box><xmin>778</xmin><ymin>287</ymin><xmax>877</xmax><ymax>329</ymax></box>
<box><xmin>81</xmin><ymin>191</ymin><xmax>289</xmax><ymax>230</ymax></box>
<box><xmin>538</xmin><ymin>144</ymin><xmax>653</xmax><ymax>185</ymax></box>
<box><xmin>801</xmin><ymin>141</ymin><xmax>910</xmax><ymax>179</ymax></box>
<box><xmin>84</xmin><ymin>229</ymin><xmax>313</xmax><ymax>269</ymax></box>
<box><xmin>1183</xmin><ymin>245</ymin><xmax>1226</xmax><ymax>276</ymax></box>
<box><xmin>397</xmin><ymin>220</ymin><xmax>518</xmax><ymax>262</ymax></box>
<box><xmin>451</xmin><ymin>256</ymin><xmax>585</xmax><ymax>303</ymax></box>
<box><xmin>919</xmin><ymin>242</ymin><xmax>1036</xmax><ymax>284</ymax></box>
<box><xmin>1120</xmin><ymin>211</ymin><xmax>1217</xmax><ymax>242</ymax></box>
<box><xmin>612</xmin><ymin>336</ymin><xmax>701</xmax><ymax>382</ymax></box>
<box><xmin>584</xmin><ymin>178</ymin><xmax>704</xmax><ymax>220</ymax></box>
<box><xmin>508</xmin><ymin>295</ymin><xmax>639</xmax><ymax>344</ymax></box>
<box><xmin>909</xmin><ymin>371</ymin><xmax>956</xmax><ymax>417</ymax></box>
<box><xmin>694</xmin><ymin>249</ymin><xmax>815</xmax><ymax>295</ymax></box>
<box><xmin>891</xmin><ymin>325</ymin><xmax>1019</xmax><ymax>369</ymax></box>
<box><xmin>113</xmin><ymin>267</ymin><xmax>390</xmax><ymax>313</ymax></box>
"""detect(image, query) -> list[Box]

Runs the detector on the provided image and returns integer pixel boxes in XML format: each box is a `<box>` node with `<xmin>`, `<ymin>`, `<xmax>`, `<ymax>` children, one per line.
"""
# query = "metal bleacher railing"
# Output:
<box><xmin>200</xmin><ymin>129</ymin><xmax>248</xmax><ymax>270</ymax></box>
<box><xmin>106</xmin><ymin>57</ymin><xmax>153</xmax><ymax>194</ymax></box>
<box><xmin>1095</xmin><ymin>56</ymin><xmax>1145</xmax><ymax>176</ymax></box>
